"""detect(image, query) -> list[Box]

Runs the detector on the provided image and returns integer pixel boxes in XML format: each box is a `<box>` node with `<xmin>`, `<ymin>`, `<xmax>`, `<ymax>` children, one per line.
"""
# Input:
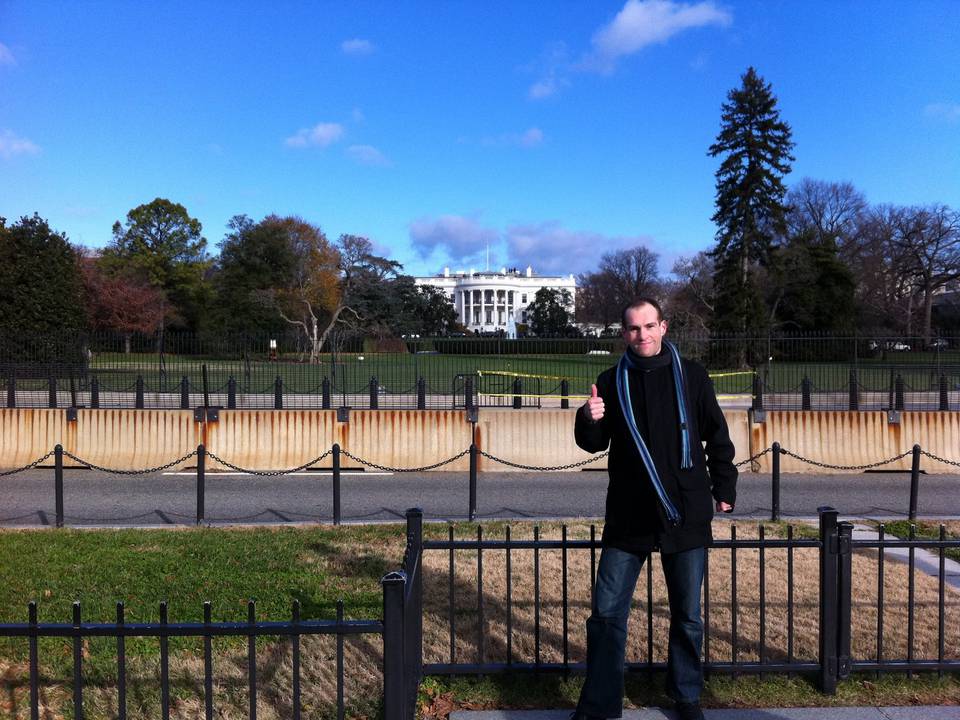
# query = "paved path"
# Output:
<box><xmin>451</xmin><ymin>708</ymin><xmax>960</xmax><ymax>720</ymax></box>
<box><xmin>0</xmin><ymin>469</ymin><xmax>958</xmax><ymax>527</ymax></box>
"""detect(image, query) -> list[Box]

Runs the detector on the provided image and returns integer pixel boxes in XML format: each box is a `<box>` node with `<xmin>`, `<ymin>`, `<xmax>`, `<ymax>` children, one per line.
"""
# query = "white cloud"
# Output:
<box><xmin>586</xmin><ymin>0</ymin><xmax>732</xmax><ymax>74</ymax></box>
<box><xmin>284</xmin><ymin>122</ymin><xmax>344</xmax><ymax>148</ymax></box>
<box><xmin>346</xmin><ymin>144</ymin><xmax>391</xmax><ymax>166</ymax></box>
<box><xmin>409</xmin><ymin>214</ymin><xmax>499</xmax><ymax>259</ymax></box>
<box><xmin>924</xmin><ymin>103</ymin><xmax>960</xmax><ymax>123</ymax></box>
<box><xmin>341</xmin><ymin>38</ymin><xmax>376</xmax><ymax>55</ymax></box>
<box><xmin>0</xmin><ymin>43</ymin><xmax>15</xmax><ymax>66</ymax></box>
<box><xmin>480</xmin><ymin>127</ymin><xmax>545</xmax><ymax>148</ymax></box>
<box><xmin>505</xmin><ymin>222</ymin><xmax>655</xmax><ymax>274</ymax></box>
<box><xmin>0</xmin><ymin>129</ymin><xmax>40</xmax><ymax>159</ymax></box>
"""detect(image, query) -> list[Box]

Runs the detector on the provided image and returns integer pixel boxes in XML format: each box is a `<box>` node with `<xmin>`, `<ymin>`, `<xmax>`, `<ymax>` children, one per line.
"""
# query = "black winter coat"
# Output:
<box><xmin>574</xmin><ymin>350</ymin><xmax>737</xmax><ymax>555</ymax></box>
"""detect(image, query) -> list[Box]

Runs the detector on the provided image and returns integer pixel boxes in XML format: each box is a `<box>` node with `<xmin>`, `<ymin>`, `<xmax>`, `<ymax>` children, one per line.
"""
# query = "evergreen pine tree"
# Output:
<box><xmin>708</xmin><ymin>67</ymin><xmax>795</xmax><ymax>341</ymax></box>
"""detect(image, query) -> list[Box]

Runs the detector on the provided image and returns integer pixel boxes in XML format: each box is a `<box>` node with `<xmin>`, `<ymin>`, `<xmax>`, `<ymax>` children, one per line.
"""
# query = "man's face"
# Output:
<box><xmin>621</xmin><ymin>304</ymin><xmax>667</xmax><ymax>357</ymax></box>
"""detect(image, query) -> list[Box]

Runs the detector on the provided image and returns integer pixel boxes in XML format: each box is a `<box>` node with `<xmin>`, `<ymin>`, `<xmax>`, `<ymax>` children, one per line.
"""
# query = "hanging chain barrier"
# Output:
<box><xmin>778</xmin><ymin>447</ymin><xmax>914</xmax><ymax>472</ymax></box>
<box><xmin>735</xmin><ymin>447</ymin><xmax>772</xmax><ymax>468</ymax></box>
<box><xmin>203</xmin><ymin>449</ymin><xmax>333</xmax><ymax>476</ymax></box>
<box><xmin>0</xmin><ymin>451</ymin><xmax>56</xmax><ymax>477</ymax></box>
<box><xmin>340</xmin><ymin>448</ymin><xmax>471</xmax><ymax>473</ymax></box>
<box><xmin>919</xmin><ymin>448</ymin><xmax>960</xmax><ymax>469</ymax></box>
<box><xmin>61</xmin><ymin>449</ymin><xmax>199</xmax><ymax>475</ymax></box>
<box><xmin>476</xmin><ymin>448</ymin><xmax>609</xmax><ymax>471</ymax></box>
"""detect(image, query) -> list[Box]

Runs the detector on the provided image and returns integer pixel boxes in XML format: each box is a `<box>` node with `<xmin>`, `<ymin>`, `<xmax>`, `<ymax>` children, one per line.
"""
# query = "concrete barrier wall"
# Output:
<box><xmin>1</xmin><ymin>409</ymin><xmax>958</xmax><ymax>473</ymax></box>
<box><xmin>751</xmin><ymin>411</ymin><xmax>960</xmax><ymax>474</ymax></box>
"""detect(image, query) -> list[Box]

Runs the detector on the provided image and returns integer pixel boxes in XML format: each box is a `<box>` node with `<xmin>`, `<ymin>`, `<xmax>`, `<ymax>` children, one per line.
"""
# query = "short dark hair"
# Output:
<box><xmin>621</xmin><ymin>297</ymin><xmax>664</xmax><ymax>327</ymax></box>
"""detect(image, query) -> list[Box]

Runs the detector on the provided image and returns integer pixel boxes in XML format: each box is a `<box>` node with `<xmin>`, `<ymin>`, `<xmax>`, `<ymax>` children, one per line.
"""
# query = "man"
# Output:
<box><xmin>572</xmin><ymin>298</ymin><xmax>737</xmax><ymax>720</ymax></box>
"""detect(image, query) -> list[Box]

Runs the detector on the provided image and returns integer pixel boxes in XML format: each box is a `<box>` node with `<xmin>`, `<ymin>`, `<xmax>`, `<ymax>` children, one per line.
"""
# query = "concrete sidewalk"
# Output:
<box><xmin>451</xmin><ymin>708</ymin><xmax>960</xmax><ymax>720</ymax></box>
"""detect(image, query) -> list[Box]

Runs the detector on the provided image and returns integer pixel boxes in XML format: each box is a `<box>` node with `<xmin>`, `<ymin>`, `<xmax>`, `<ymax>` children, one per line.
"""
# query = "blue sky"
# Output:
<box><xmin>1</xmin><ymin>0</ymin><xmax>958</xmax><ymax>278</ymax></box>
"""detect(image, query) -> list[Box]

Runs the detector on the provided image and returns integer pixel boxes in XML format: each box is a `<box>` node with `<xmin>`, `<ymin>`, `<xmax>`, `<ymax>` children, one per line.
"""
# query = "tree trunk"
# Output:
<box><xmin>124</xmin><ymin>334</ymin><xmax>131</xmax><ymax>354</ymax></box>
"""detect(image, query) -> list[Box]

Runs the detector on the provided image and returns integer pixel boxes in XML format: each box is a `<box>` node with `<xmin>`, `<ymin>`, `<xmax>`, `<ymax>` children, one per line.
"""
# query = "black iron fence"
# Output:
<box><xmin>412</xmin><ymin>508</ymin><xmax>960</xmax><ymax>693</ymax></box>
<box><xmin>0</xmin><ymin>532</ymin><xmax>425</xmax><ymax>720</ymax></box>
<box><xmin>3</xmin><ymin>330</ymin><xmax>960</xmax><ymax>410</ymax></box>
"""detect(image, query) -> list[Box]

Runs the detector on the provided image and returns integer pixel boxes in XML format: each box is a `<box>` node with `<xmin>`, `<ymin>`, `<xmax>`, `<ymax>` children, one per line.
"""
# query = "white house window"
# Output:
<box><xmin>521</xmin><ymin>294</ymin><xmax>527</xmax><ymax>304</ymax></box>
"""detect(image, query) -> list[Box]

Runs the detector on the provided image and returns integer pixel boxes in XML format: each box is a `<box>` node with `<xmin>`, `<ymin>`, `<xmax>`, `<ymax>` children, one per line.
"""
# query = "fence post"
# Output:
<box><xmin>54</xmin><ymin>444</ymin><xmax>64</xmax><ymax>528</ymax></box>
<box><xmin>939</xmin><ymin>375</ymin><xmax>949</xmax><ymax>411</ymax></box>
<box><xmin>6</xmin><ymin>371</ymin><xmax>14</xmax><ymax>408</ymax></box>
<box><xmin>909</xmin><ymin>444</ymin><xmax>921</xmax><ymax>521</ymax></box>
<box><xmin>416</xmin><ymin>377</ymin><xmax>426</xmax><ymax>410</ymax></box>
<box><xmin>135</xmin><ymin>375</ymin><xmax>144</xmax><ymax>409</ymax></box>
<box><xmin>818</xmin><ymin>506</ymin><xmax>839</xmax><ymax>694</ymax></box>
<box><xmin>192</xmin><ymin>444</ymin><xmax>205</xmax><ymax>525</ymax></box>
<box><xmin>370</xmin><ymin>377</ymin><xmax>379</xmax><ymax>410</ymax></box>
<box><xmin>801</xmin><ymin>376</ymin><xmax>812</xmax><ymax>411</ymax></box>
<box><xmin>405</xmin><ymin>509</ymin><xmax>423</xmax><ymax>717</ymax></box>
<box><xmin>512</xmin><ymin>377</ymin><xmax>522</xmax><ymax>409</ymax></box>
<box><xmin>180</xmin><ymin>376</ymin><xmax>190</xmax><ymax>409</ymax></box>
<box><xmin>848</xmin><ymin>369</ymin><xmax>859</xmax><ymax>411</ymax></box>
<box><xmin>90</xmin><ymin>376</ymin><xmax>99</xmax><ymax>409</ymax></box>
<box><xmin>560</xmin><ymin>379</ymin><xmax>570</xmax><ymax>410</ymax></box>
<box><xmin>48</xmin><ymin>376</ymin><xmax>57</xmax><ymax>408</ymax></box>
<box><xmin>469</xmin><ymin>443</ymin><xmax>478</xmax><ymax>522</ymax></box>
<box><xmin>836</xmin><ymin>521</ymin><xmax>853</xmax><ymax>684</ymax></box>
<box><xmin>894</xmin><ymin>374</ymin><xmax>905</xmax><ymax>411</ymax></box>
<box><xmin>464</xmin><ymin>376</ymin><xmax>474</xmax><ymax>411</ymax></box>
<box><xmin>381</xmin><ymin>571</ymin><xmax>407</xmax><ymax>720</ymax></box>
<box><xmin>332</xmin><ymin>443</ymin><xmax>341</xmax><ymax>526</ymax></box>
<box><xmin>227</xmin><ymin>376</ymin><xmax>236</xmax><ymax>410</ymax></box>
<box><xmin>771</xmin><ymin>442</ymin><xmax>781</xmax><ymax>522</ymax></box>
<box><xmin>751</xmin><ymin>372</ymin><xmax>763</xmax><ymax>411</ymax></box>
<box><xmin>69</xmin><ymin>376</ymin><xmax>78</xmax><ymax>409</ymax></box>
<box><xmin>322</xmin><ymin>376</ymin><xmax>331</xmax><ymax>410</ymax></box>
<box><xmin>274</xmin><ymin>375</ymin><xmax>283</xmax><ymax>409</ymax></box>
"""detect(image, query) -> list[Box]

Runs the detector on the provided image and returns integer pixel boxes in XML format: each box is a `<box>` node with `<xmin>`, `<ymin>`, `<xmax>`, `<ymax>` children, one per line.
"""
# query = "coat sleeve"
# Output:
<box><xmin>695</xmin><ymin>366</ymin><xmax>738</xmax><ymax>508</ymax></box>
<box><xmin>574</xmin><ymin>373</ymin><xmax>611</xmax><ymax>453</ymax></box>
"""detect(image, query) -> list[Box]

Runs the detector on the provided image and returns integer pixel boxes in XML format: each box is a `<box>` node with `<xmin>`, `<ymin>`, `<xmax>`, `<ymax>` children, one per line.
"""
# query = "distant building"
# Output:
<box><xmin>414</xmin><ymin>266</ymin><xmax>576</xmax><ymax>334</ymax></box>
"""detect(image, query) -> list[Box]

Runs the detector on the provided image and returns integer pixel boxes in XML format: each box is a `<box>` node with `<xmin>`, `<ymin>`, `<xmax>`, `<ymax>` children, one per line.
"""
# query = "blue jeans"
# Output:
<box><xmin>576</xmin><ymin>545</ymin><xmax>706</xmax><ymax>718</ymax></box>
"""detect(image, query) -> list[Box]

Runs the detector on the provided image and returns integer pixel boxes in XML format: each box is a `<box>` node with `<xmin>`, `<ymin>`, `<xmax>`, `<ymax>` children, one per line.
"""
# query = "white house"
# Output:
<box><xmin>414</xmin><ymin>266</ymin><xmax>576</xmax><ymax>334</ymax></box>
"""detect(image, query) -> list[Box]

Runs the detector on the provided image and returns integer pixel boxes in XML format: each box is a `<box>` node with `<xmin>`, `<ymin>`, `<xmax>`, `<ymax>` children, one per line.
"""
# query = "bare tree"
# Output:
<box><xmin>786</xmin><ymin>179</ymin><xmax>868</xmax><ymax>246</ymax></box>
<box><xmin>666</xmin><ymin>253</ymin><xmax>715</xmax><ymax>332</ymax></box>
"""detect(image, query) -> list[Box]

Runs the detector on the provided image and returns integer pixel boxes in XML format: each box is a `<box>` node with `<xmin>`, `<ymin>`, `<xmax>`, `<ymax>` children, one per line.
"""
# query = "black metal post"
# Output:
<box><xmin>381</xmin><ymin>571</ymin><xmax>406</xmax><ymax>720</ymax></box>
<box><xmin>837</xmin><ymin>521</ymin><xmax>853</xmax><ymax>684</ymax></box>
<box><xmin>227</xmin><ymin>376</ymin><xmax>236</xmax><ymax>410</ymax></box>
<box><xmin>202</xmin><ymin>364</ymin><xmax>210</xmax><ymax>408</ymax></box>
<box><xmin>512</xmin><ymin>378</ymin><xmax>522</xmax><ymax>409</ymax></box>
<box><xmin>69</xmin><ymin>376</ymin><xmax>77</xmax><ymax>409</ymax></box>
<box><xmin>332</xmin><ymin>443</ymin><xmax>341</xmax><ymax>525</ymax></box>
<box><xmin>6</xmin><ymin>371</ymin><xmax>14</xmax><ymax>408</ymax></box>
<box><xmin>55</xmin><ymin>444</ymin><xmax>64</xmax><ymax>528</ymax></box>
<box><xmin>801</xmin><ymin>376</ymin><xmax>812</xmax><ymax>411</ymax></box>
<box><xmin>469</xmin><ymin>443</ymin><xmax>478</xmax><ymax>521</ymax></box>
<box><xmin>560</xmin><ymin>379</ymin><xmax>570</xmax><ymax>410</ymax></box>
<box><xmin>416</xmin><ymin>377</ymin><xmax>426</xmax><ymax>410</ymax></box>
<box><xmin>135</xmin><ymin>375</ymin><xmax>144</xmax><ymax>409</ymax></box>
<box><xmin>48</xmin><ymin>376</ymin><xmax>57</xmax><ymax>408</ymax></box>
<box><xmin>274</xmin><ymin>375</ymin><xmax>283</xmax><ymax>409</ymax></box>
<box><xmin>848</xmin><ymin>369</ymin><xmax>859</xmax><ymax>411</ymax></box>
<box><xmin>180</xmin><ymin>376</ymin><xmax>190</xmax><ymax>410</ymax></box>
<box><xmin>405</xmin><ymin>509</ymin><xmax>423</xmax><ymax>717</ymax></box>
<box><xmin>90</xmin><ymin>376</ymin><xmax>99</xmax><ymax>409</ymax></box>
<box><xmin>370</xmin><ymin>376</ymin><xmax>379</xmax><ymax>409</ymax></box>
<box><xmin>939</xmin><ymin>374</ymin><xmax>949</xmax><ymax>411</ymax></box>
<box><xmin>464</xmin><ymin>376</ymin><xmax>474</xmax><ymax>411</ymax></box>
<box><xmin>818</xmin><ymin>506</ymin><xmax>839</xmax><ymax>694</ymax></box>
<box><xmin>909</xmin><ymin>444</ymin><xmax>921</xmax><ymax>521</ymax></box>
<box><xmin>894</xmin><ymin>374</ymin><xmax>905</xmax><ymax>411</ymax></box>
<box><xmin>752</xmin><ymin>372</ymin><xmax>763</xmax><ymax>411</ymax></box>
<box><xmin>196</xmin><ymin>444</ymin><xmax>206</xmax><ymax>526</ymax></box>
<box><xmin>771</xmin><ymin>442</ymin><xmax>781</xmax><ymax>522</ymax></box>
<box><xmin>322</xmin><ymin>376</ymin><xmax>331</xmax><ymax>409</ymax></box>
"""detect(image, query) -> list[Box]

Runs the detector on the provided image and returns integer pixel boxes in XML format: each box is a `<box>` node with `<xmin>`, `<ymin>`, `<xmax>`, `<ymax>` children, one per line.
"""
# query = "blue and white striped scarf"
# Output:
<box><xmin>615</xmin><ymin>340</ymin><xmax>692</xmax><ymax>527</ymax></box>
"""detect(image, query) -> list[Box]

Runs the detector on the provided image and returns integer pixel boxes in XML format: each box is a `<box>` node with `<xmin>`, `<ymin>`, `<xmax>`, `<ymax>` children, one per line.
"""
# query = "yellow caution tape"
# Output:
<box><xmin>709</xmin><ymin>371</ymin><xmax>756</xmax><ymax>378</ymax></box>
<box><xmin>477</xmin><ymin>370</ymin><xmax>575</xmax><ymax>381</ymax></box>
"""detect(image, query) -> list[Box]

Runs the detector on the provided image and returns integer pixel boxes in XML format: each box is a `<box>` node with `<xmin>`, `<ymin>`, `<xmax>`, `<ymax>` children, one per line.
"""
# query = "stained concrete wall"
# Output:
<box><xmin>1</xmin><ymin>408</ymin><xmax>957</xmax><ymax>473</ymax></box>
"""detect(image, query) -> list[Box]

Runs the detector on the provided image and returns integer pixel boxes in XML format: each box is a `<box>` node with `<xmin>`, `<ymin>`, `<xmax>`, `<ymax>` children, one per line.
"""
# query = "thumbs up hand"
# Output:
<box><xmin>583</xmin><ymin>383</ymin><xmax>605</xmax><ymax>422</ymax></box>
